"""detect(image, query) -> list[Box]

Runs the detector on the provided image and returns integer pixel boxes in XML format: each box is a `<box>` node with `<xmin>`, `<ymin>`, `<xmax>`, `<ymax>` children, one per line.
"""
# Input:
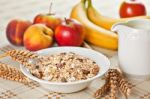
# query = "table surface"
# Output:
<box><xmin>0</xmin><ymin>0</ymin><xmax>150</xmax><ymax>99</ymax></box>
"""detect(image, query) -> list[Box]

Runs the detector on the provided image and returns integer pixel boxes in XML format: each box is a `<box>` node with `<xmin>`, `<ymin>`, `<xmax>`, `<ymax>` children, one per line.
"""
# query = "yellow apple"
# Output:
<box><xmin>23</xmin><ymin>24</ymin><xmax>54</xmax><ymax>51</ymax></box>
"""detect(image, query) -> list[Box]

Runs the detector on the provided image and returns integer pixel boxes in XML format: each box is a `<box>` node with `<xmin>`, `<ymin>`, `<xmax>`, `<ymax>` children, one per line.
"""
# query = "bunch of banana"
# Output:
<box><xmin>70</xmin><ymin>0</ymin><xmax>118</xmax><ymax>50</ymax></box>
<box><xmin>87</xmin><ymin>0</ymin><xmax>150</xmax><ymax>30</ymax></box>
<box><xmin>70</xmin><ymin>0</ymin><xmax>150</xmax><ymax>50</ymax></box>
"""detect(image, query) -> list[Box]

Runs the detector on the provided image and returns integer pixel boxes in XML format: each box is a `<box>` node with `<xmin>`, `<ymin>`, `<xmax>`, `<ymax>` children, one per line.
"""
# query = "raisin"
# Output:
<box><xmin>82</xmin><ymin>69</ymin><xmax>90</xmax><ymax>74</ymax></box>
<box><xmin>93</xmin><ymin>61</ymin><xmax>96</xmax><ymax>64</ymax></box>
<box><xmin>60</xmin><ymin>52</ymin><xmax>66</xmax><ymax>55</ymax></box>
<box><xmin>61</xmin><ymin>77</ymin><xmax>67</xmax><ymax>82</ymax></box>
<box><xmin>35</xmin><ymin>65</ymin><xmax>39</xmax><ymax>69</ymax></box>
<box><xmin>77</xmin><ymin>58</ymin><xmax>83</xmax><ymax>62</ymax></box>
<box><xmin>56</xmin><ymin>63</ymin><xmax>63</xmax><ymax>68</ymax></box>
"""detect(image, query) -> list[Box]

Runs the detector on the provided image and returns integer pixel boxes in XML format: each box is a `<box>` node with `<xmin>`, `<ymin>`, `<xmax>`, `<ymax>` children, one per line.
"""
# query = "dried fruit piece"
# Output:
<box><xmin>61</xmin><ymin>77</ymin><xmax>67</xmax><ymax>82</ymax></box>
<box><xmin>56</xmin><ymin>63</ymin><xmax>64</xmax><ymax>68</ymax></box>
<box><xmin>82</xmin><ymin>69</ymin><xmax>90</xmax><ymax>74</ymax></box>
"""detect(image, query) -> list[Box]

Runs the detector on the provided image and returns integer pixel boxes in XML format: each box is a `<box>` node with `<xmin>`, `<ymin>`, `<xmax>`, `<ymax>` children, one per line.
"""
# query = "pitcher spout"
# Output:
<box><xmin>111</xmin><ymin>22</ymin><xmax>133</xmax><ymax>36</ymax></box>
<box><xmin>112</xmin><ymin>19</ymin><xmax>150</xmax><ymax>35</ymax></box>
<box><xmin>111</xmin><ymin>23</ymin><xmax>124</xmax><ymax>32</ymax></box>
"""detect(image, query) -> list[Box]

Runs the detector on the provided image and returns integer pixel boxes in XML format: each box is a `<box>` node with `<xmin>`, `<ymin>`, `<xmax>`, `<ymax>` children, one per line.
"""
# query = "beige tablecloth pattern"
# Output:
<box><xmin>0</xmin><ymin>45</ymin><xmax>150</xmax><ymax>99</ymax></box>
<box><xmin>1</xmin><ymin>0</ymin><xmax>150</xmax><ymax>99</ymax></box>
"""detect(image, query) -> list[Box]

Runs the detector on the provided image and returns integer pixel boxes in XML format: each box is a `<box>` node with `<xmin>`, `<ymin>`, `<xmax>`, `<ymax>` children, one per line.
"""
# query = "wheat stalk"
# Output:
<box><xmin>94</xmin><ymin>81</ymin><xmax>110</xmax><ymax>98</ymax></box>
<box><xmin>102</xmin><ymin>83</ymin><xmax>117</xmax><ymax>99</ymax></box>
<box><xmin>0</xmin><ymin>49</ymin><xmax>43</xmax><ymax>59</ymax></box>
<box><xmin>106</xmin><ymin>69</ymin><xmax>133</xmax><ymax>97</ymax></box>
<box><xmin>0</xmin><ymin>62</ymin><xmax>30</xmax><ymax>83</ymax></box>
<box><xmin>109</xmin><ymin>77</ymin><xmax>118</xmax><ymax>99</ymax></box>
<box><xmin>0</xmin><ymin>50</ymin><xmax>46</xmax><ymax>69</ymax></box>
<box><xmin>118</xmin><ymin>78</ymin><xmax>133</xmax><ymax>98</ymax></box>
<box><xmin>7</xmin><ymin>50</ymin><xmax>41</xmax><ymax>58</ymax></box>
<box><xmin>104</xmin><ymin>70</ymin><xmax>118</xmax><ymax>99</ymax></box>
<box><xmin>94</xmin><ymin>69</ymin><xmax>133</xmax><ymax>99</ymax></box>
<box><xmin>103</xmin><ymin>93</ymin><xmax>116</xmax><ymax>99</ymax></box>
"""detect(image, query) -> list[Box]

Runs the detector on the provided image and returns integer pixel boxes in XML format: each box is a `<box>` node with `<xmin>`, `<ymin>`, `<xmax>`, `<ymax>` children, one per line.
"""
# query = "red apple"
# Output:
<box><xmin>119</xmin><ymin>0</ymin><xmax>146</xmax><ymax>18</ymax></box>
<box><xmin>6</xmin><ymin>19</ymin><xmax>32</xmax><ymax>46</ymax></box>
<box><xmin>23</xmin><ymin>24</ymin><xmax>54</xmax><ymax>51</ymax></box>
<box><xmin>33</xmin><ymin>14</ymin><xmax>62</xmax><ymax>30</ymax></box>
<box><xmin>55</xmin><ymin>19</ymin><xmax>85</xmax><ymax>46</ymax></box>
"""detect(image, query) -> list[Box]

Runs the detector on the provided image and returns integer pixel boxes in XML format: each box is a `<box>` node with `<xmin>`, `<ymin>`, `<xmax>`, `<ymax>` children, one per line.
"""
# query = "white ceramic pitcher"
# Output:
<box><xmin>112</xmin><ymin>19</ymin><xmax>150</xmax><ymax>79</ymax></box>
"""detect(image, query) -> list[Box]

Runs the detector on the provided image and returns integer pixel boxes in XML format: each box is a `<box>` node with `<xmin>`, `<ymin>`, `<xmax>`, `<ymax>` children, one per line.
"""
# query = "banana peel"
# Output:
<box><xmin>87</xmin><ymin>0</ymin><xmax>150</xmax><ymax>30</ymax></box>
<box><xmin>70</xmin><ymin>0</ymin><xmax>118</xmax><ymax>50</ymax></box>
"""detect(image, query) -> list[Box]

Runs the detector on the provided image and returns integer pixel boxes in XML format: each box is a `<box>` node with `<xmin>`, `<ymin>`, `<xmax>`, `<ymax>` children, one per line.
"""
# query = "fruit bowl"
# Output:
<box><xmin>20</xmin><ymin>47</ymin><xmax>110</xmax><ymax>93</ymax></box>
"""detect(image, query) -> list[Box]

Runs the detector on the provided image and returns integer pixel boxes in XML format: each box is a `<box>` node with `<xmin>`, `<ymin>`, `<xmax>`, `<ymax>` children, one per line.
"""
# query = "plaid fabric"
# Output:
<box><xmin>0</xmin><ymin>0</ymin><xmax>150</xmax><ymax>98</ymax></box>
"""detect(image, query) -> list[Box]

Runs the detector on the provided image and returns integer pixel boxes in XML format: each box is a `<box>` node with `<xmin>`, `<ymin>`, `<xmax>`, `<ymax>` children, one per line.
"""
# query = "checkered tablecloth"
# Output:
<box><xmin>1</xmin><ymin>0</ymin><xmax>150</xmax><ymax>99</ymax></box>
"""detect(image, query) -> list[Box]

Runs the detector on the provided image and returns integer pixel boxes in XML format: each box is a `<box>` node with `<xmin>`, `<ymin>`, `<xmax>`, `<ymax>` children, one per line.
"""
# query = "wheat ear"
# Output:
<box><xmin>0</xmin><ymin>62</ymin><xmax>30</xmax><ymax>83</ymax></box>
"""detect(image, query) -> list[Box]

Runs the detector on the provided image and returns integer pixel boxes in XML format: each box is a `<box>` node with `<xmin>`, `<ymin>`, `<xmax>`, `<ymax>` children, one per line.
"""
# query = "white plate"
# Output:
<box><xmin>20</xmin><ymin>47</ymin><xmax>110</xmax><ymax>93</ymax></box>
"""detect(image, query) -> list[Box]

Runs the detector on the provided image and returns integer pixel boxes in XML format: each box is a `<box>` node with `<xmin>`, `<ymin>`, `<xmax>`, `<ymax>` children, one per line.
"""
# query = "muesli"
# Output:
<box><xmin>30</xmin><ymin>52</ymin><xmax>99</xmax><ymax>82</ymax></box>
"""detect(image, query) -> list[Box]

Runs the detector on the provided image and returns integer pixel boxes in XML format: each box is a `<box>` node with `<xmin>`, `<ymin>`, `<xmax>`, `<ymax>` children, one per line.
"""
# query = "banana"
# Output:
<box><xmin>70</xmin><ymin>0</ymin><xmax>118</xmax><ymax>50</ymax></box>
<box><xmin>87</xmin><ymin>0</ymin><xmax>150</xmax><ymax>30</ymax></box>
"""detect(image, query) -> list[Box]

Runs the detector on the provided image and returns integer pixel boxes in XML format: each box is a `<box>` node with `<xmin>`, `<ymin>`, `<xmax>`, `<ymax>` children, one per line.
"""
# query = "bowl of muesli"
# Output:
<box><xmin>20</xmin><ymin>47</ymin><xmax>110</xmax><ymax>93</ymax></box>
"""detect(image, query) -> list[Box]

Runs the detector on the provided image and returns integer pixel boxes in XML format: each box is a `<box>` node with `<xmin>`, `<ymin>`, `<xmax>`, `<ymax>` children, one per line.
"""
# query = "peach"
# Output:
<box><xmin>33</xmin><ymin>14</ymin><xmax>62</xmax><ymax>30</ymax></box>
<box><xmin>6</xmin><ymin>19</ymin><xmax>32</xmax><ymax>46</ymax></box>
<box><xmin>23</xmin><ymin>24</ymin><xmax>54</xmax><ymax>51</ymax></box>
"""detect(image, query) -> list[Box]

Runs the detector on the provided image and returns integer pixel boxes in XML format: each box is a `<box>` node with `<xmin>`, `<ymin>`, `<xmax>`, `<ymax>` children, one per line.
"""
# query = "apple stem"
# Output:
<box><xmin>48</xmin><ymin>2</ymin><xmax>55</xmax><ymax>15</ymax></box>
<box><xmin>49</xmin><ymin>2</ymin><xmax>52</xmax><ymax>13</ymax></box>
<box><xmin>129</xmin><ymin>0</ymin><xmax>137</xmax><ymax>2</ymax></box>
<box><xmin>65</xmin><ymin>18</ymin><xmax>69</xmax><ymax>25</ymax></box>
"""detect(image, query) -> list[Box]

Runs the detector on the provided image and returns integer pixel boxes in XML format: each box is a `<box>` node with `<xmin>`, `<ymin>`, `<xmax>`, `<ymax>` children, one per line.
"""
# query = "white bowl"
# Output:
<box><xmin>20</xmin><ymin>47</ymin><xmax>110</xmax><ymax>93</ymax></box>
